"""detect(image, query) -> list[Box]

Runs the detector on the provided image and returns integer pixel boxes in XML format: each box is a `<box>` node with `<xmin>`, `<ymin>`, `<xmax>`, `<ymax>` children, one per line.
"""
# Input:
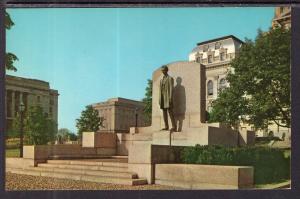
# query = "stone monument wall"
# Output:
<box><xmin>151</xmin><ymin>61</ymin><xmax>206</xmax><ymax>131</ymax></box>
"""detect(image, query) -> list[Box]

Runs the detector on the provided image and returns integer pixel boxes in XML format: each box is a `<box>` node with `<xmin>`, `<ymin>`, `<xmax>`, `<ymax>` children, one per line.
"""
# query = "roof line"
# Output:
<box><xmin>6</xmin><ymin>74</ymin><xmax>49</xmax><ymax>84</ymax></box>
<box><xmin>197</xmin><ymin>35</ymin><xmax>244</xmax><ymax>46</ymax></box>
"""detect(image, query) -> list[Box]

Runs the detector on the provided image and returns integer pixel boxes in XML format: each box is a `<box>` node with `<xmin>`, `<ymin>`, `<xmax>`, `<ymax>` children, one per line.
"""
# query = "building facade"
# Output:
<box><xmin>188</xmin><ymin>35</ymin><xmax>244</xmax><ymax>112</ymax></box>
<box><xmin>5</xmin><ymin>75</ymin><xmax>59</xmax><ymax>132</ymax></box>
<box><xmin>272</xmin><ymin>7</ymin><xmax>291</xmax><ymax>29</ymax></box>
<box><xmin>188</xmin><ymin>32</ymin><xmax>290</xmax><ymax>138</ymax></box>
<box><xmin>92</xmin><ymin>97</ymin><xmax>149</xmax><ymax>133</ymax></box>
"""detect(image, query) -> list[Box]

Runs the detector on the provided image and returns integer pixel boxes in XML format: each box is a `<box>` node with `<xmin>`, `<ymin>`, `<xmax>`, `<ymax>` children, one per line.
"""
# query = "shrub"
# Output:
<box><xmin>181</xmin><ymin>145</ymin><xmax>290</xmax><ymax>184</ymax></box>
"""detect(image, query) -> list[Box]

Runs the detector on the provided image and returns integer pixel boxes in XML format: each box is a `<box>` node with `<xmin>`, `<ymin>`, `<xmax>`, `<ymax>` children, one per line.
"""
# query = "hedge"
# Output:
<box><xmin>180</xmin><ymin>145</ymin><xmax>290</xmax><ymax>184</ymax></box>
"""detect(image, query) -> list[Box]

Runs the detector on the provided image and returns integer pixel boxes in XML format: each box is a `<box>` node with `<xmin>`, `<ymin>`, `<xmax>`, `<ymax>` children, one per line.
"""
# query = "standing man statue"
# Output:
<box><xmin>159</xmin><ymin>65</ymin><xmax>177</xmax><ymax>132</ymax></box>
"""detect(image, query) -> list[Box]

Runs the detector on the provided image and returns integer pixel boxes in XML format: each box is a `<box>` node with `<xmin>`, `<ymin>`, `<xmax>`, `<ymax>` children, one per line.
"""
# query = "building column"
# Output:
<box><xmin>11</xmin><ymin>90</ymin><xmax>15</xmax><ymax>118</ymax></box>
<box><xmin>214</xmin><ymin>76</ymin><xmax>219</xmax><ymax>98</ymax></box>
<box><xmin>20</xmin><ymin>92</ymin><xmax>23</xmax><ymax>104</ymax></box>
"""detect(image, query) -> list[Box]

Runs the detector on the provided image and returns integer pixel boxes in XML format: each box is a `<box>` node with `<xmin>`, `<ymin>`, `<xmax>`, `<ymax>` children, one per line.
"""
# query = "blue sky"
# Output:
<box><xmin>6</xmin><ymin>7</ymin><xmax>275</xmax><ymax>132</ymax></box>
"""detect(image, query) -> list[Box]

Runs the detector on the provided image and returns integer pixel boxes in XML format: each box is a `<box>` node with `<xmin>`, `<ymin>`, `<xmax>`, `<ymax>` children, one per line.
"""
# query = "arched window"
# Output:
<box><xmin>207</xmin><ymin>80</ymin><xmax>213</xmax><ymax>96</ymax></box>
<box><xmin>219</xmin><ymin>78</ymin><xmax>226</xmax><ymax>91</ymax></box>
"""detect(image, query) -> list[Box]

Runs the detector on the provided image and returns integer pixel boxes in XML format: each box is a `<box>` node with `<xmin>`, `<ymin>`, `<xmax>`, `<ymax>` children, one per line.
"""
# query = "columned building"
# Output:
<box><xmin>5</xmin><ymin>75</ymin><xmax>59</xmax><ymax>132</ymax></box>
<box><xmin>92</xmin><ymin>97</ymin><xmax>150</xmax><ymax>134</ymax></box>
<box><xmin>188</xmin><ymin>35</ymin><xmax>243</xmax><ymax>112</ymax></box>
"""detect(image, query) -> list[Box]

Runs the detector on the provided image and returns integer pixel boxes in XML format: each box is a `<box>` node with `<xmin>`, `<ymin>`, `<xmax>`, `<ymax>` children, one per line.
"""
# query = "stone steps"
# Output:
<box><xmin>6</xmin><ymin>168</ymin><xmax>147</xmax><ymax>185</ymax></box>
<box><xmin>48</xmin><ymin>155</ymin><xmax>129</xmax><ymax>160</ymax></box>
<box><xmin>47</xmin><ymin>159</ymin><xmax>129</xmax><ymax>167</ymax></box>
<box><xmin>7</xmin><ymin>157</ymin><xmax>148</xmax><ymax>186</ymax></box>
<box><xmin>27</xmin><ymin>166</ymin><xmax>137</xmax><ymax>179</ymax></box>
<box><xmin>39</xmin><ymin>159</ymin><xmax>129</xmax><ymax>172</ymax></box>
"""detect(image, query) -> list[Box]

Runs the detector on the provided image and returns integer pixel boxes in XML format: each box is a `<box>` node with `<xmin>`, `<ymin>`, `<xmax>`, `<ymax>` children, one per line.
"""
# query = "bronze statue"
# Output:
<box><xmin>159</xmin><ymin>65</ymin><xmax>177</xmax><ymax>132</ymax></box>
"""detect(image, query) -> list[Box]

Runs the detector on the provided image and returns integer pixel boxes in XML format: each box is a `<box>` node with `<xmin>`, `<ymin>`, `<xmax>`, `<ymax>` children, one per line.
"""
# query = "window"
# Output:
<box><xmin>220</xmin><ymin>52</ymin><xmax>225</xmax><ymax>61</ymax></box>
<box><xmin>195</xmin><ymin>53</ymin><xmax>203</xmax><ymax>63</ymax></box>
<box><xmin>208</xmin><ymin>55</ymin><xmax>213</xmax><ymax>63</ymax></box>
<box><xmin>203</xmin><ymin>45</ymin><xmax>209</xmax><ymax>52</ymax></box>
<box><xmin>219</xmin><ymin>78</ymin><xmax>226</xmax><ymax>91</ymax></box>
<box><xmin>215</xmin><ymin>42</ymin><xmax>221</xmax><ymax>50</ymax></box>
<box><xmin>207</xmin><ymin>80</ymin><xmax>213</xmax><ymax>96</ymax></box>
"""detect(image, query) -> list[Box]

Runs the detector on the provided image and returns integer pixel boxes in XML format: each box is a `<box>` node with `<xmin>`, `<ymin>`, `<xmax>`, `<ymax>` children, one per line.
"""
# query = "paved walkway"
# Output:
<box><xmin>6</xmin><ymin>173</ymin><xmax>179</xmax><ymax>190</ymax></box>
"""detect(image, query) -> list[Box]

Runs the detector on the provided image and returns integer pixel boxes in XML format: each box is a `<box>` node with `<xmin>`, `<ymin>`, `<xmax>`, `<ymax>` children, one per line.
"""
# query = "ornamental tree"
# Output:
<box><xmin>76</xmin><ymin>105</ymin><xmax>104</xmax><ymax>138</ymax></box>
<box><xmin>13</xmin><ymin>106</ymin><xmax>57</xmax><ymax>145</ymax></box>
<box><xmin>142</xmin><ymin>79</ymin><xmax>152</xmax><ymax>124</ymax></box>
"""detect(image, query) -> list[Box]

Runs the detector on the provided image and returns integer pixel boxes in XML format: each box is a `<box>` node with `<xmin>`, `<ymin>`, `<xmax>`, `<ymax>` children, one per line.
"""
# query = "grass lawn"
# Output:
<box><xmin>6</xmin><ymin>148</ymin><xmax>20</xmax><ymax>158</ymax></box>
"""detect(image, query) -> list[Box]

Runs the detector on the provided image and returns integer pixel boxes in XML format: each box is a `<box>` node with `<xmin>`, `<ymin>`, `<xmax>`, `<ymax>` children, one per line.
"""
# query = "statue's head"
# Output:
<box><xmin>161</xmin><ymin>65</ymin><xmax>168</xmax><ymax>76</ymax></box>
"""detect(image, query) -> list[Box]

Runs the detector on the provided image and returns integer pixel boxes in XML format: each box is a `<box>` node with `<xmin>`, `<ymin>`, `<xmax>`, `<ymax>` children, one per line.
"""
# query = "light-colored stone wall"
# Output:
<box><xmin>205</xmin><ymin>62</ymin><xmax>230</xmax><ymax>110</ymax></box>
<box><xmin>5</xmin><ymin>75</ymin><xmax>59</xmax><ymax>131</ymax></box>
<box><xmin>155</xmin><ymin>164</ymin><xmax>254</xmax><ymax>189</ymax></box>
<box><xmin>82</xmin><ymin>132</ymin><xmax>116</xmax><ymax>148</ymax></box>
<box><xmin>22</xmin><ymin>144</ymin><xmax>116</xmax><ymax>161</ymax></box>
<box><xmin>92</xmin><ymin>97</ymin><xmax>150</xmax><ymax>133</ymax></box>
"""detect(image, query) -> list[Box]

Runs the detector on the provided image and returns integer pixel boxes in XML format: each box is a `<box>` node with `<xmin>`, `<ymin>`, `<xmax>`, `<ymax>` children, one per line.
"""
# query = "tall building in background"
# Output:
<box><xmin>188</xmin><ymin>35</ymin><xmax>243</xmax><ymax>112</ymax></box>
<box><xmin>272</xmin><ymin>7</ymin><xmax>291</xmax><ymax>29</ymax></box>
<box><xmin>5</xmin><ymin>75</ymin><xmax>59</xmax><ymax>132</ymax></box>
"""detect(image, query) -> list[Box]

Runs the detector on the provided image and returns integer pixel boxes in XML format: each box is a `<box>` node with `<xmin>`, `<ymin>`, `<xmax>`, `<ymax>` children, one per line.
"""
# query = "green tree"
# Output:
<box><xmin>209</xmin><ymin>87</ymin><xmax>248</xmax><ymax>129</ymax></box>
<box><xmin>13</xmin><ymin>106</ymin><xmax>57</xmax><ymax>145</ymax></box>
<box><xmin>210</xmin><ymin>27</ymin><xmax>291</xmax><ymax>129</ymax></box>
<box><xmin>142</xmin><ymin>79</ymin><xmax>152</xmax><ymax>124</ymax></box>
<box><xmin>5</xmin><ymin>11</ymin><xmax>18</xmax><ymax>72</ymax></box>
<box><xmin>57</xmin><ymin>128</ymin><xmax>77</xmax><ymax>142</ymax></box>
<box><xmin>76</xmin><ymin>105</ymin><xmax>103</xmax><ymax>138</ymax></box>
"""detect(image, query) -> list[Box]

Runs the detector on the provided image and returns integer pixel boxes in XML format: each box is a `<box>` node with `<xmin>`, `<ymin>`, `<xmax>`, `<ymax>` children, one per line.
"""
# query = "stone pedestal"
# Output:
<box><xmin>82</xmin><ymin>132</ymin><xmax>116</xmax><ymax>148</ymax></box>
<box><xmin>130</xmin><ymin>124</ymin><xmax>239</xmax><ymax>147</ymax></box>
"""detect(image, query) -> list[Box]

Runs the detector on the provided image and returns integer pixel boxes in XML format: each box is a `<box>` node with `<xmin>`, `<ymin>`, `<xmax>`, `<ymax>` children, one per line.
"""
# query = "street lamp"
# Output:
<box><xmin>19</xmin><ymin>101</ymin><xmax>25</xmax><ymax>158</ymax></box>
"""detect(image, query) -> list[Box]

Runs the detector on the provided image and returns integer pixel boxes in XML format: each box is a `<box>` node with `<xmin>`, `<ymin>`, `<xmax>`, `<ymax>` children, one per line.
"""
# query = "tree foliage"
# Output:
<box><xmin>5</xmin><ymin>11</ymin><xmax>18</xmax><ymax>72</ymax></box>
<box><xmin>57</xmin><ymin>128</ymin><xmax>77</xmax><ymax>142</ymax></box>
<box><xmin>210</xmin><ymin>27</ymin><xmax>291</xmax><ymax>129</ymax></box>
<box><xmin>142</xmin><ymin>79</ymin><xmax>152</xmax><ymax>124</ymax></box>
<box><xmin>13</xmin><ymin>106</ymin><xmax>57</xmax><ymax>145</ymax></box>
<box><xmin>76</xmin><ymin>105</ymin><xmax>103</xmax><ymax>138</ymax></box>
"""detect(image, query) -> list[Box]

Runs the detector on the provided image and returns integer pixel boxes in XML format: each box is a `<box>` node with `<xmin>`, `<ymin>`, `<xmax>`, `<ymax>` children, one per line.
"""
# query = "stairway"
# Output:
<box><xmin>6</xmin><ymin>157</ymin><xmax>148</xmax><ymax>186</ymax></box>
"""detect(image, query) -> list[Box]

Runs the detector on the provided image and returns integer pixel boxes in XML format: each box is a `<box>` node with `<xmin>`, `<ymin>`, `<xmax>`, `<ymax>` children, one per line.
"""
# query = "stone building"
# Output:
<box><xmin>188</xmin><ymin>35</ymin><xmax>244</xmax><ymax>112</ymax></box>
<box><xmin>272</xmin><ymin>7</ymin><xmax>291</xmax><ymax>29</ymax></box>
<box><xmin>188</xmin><ymin>32</ymin><xmax>290</xmax><ymax>138</ymax></box>
<box><xmin>5</xmin><ymin>75</ymin><xmax>59</xmax><ymax>131</ymax></box>
<box><xmin>92</xmin><ymin>97</ymin><xmax>149</xmax><ymax>134</ymax></box>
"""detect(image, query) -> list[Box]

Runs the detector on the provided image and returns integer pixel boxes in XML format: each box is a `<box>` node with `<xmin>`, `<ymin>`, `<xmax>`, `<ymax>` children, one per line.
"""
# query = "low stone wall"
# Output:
<box><xmin>6</xmin><ymin>158</ymin><xmax>40</xmax><ymax>168</ymax></box>
<box><xmin>155</xmin><ymin>164</ymin><xmax>254</xmax><ymax>189</ymax></box>
<box><xmin>23</xmin><ymin>144</ymin><xmax>116</xmax><ymax>163</ymax></box>
<box><xmin>128</xmin><ymin>144</ymin><xmax>184</xmax><ymax>184</ymax></box>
